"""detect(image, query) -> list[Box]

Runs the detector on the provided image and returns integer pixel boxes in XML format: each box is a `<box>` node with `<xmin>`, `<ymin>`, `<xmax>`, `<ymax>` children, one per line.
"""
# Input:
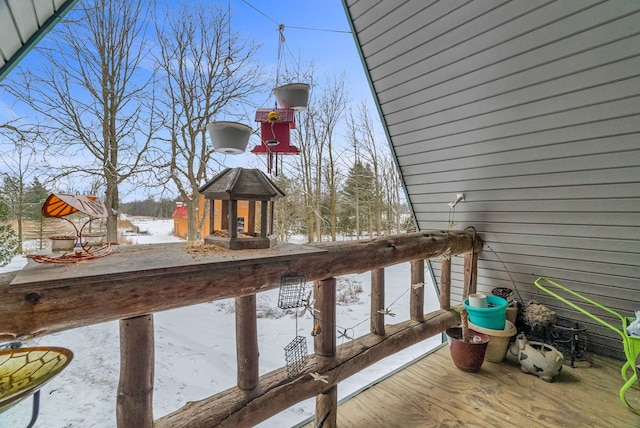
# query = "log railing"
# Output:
<box><xmin>0</xmin><ymin>230</ymin><xmax>482</xmax><ymax>427</ymax></box>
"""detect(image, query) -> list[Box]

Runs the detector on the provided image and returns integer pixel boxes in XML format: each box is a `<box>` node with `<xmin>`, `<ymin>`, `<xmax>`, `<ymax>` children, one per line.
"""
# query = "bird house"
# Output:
<box><xmin>198</xmin><ymin>168</ymin><xmax>285</xmax><ymax>250</ymax></box>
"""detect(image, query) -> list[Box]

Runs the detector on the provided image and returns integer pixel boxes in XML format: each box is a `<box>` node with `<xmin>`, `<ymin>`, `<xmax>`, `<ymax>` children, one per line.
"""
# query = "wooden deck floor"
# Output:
<box><xmin>301</xmin><ymin>345</ymin><xmax>640</xmax><ymax>428</ymax></box>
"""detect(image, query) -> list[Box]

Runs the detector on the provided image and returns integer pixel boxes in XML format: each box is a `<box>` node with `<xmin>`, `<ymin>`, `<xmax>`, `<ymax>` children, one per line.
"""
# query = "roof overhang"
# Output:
<box><xmin>0</xmin><ymin>0</ymin><xmax>79</xmax><ymax>82</ymax></box>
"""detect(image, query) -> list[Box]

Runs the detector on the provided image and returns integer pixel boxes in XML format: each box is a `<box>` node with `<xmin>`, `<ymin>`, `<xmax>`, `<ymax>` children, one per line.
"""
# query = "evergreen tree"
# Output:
<box><xmin>23</xmin><ymin>178</ymin><xmax>51</xmax><ymax>249</ymax></box>
<box><xmin>0</xmin><ymin>224</ymin><xmax>18</xmax><ymax>267</ymax></box>
<box><xmin>341</xmin><ymin>161</ymin><xmax>376</xmax><ymax>238</ymax></box>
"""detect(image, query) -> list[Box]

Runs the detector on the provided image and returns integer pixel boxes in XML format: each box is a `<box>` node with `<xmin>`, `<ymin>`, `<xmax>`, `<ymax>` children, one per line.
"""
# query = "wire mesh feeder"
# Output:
<box><xmin>278</xmin><ymin>274</ymin><xmax>307</xmax><ymax>309</ymax></box>
<box><xmin>27</xmin><ymin>193</ymin><xmax>112</xmax><ymax>263</ymax></box>
<box><xmin>284</xmin><ymin>336</ymin><xmax>308</xmax><ymax>378</ymax></box>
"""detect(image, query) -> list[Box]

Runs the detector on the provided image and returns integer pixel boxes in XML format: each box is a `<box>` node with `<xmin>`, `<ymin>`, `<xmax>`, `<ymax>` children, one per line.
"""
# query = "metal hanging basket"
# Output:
<box><xmin>206</xmin><ymin>121</ymin><xmax>252</xmax><ymax>155</ymax></box>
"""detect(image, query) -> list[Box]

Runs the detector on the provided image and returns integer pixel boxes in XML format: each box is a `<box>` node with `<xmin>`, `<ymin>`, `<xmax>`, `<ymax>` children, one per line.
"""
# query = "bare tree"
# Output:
<box><xmin>357</xmin><ymin>101</ymin><xmax>384</xmax><ymax>236</ymax></box>
<box><xmin>0</xmin><ymin>122</ymin><xmax>41</xmax><ymax>252</ymax></box>
<box><xmin>3</xmin><ymin>0</ymin><xmax>161</xmax><ymax>243</ymax></box>
<box><xmin>292</xmin><ymin>72</ymin><xmax>348</xmax><ymax>242</ymax></box>
<box><xmin>154</xmin><ymin>1</ymin><xmax>263</xmax><ymax>241</ymax></box>
<box><xmin>344</xmin><ymin>101</ymin><xmax>389</xmax><ymax>237</ymax></box>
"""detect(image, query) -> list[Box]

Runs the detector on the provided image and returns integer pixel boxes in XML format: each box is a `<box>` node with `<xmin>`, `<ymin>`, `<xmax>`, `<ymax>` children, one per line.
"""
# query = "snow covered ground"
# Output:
<box><xmin>1</xmin><ymin>218</ymin><xmax>440</xmax><ymax>428</ymax></box>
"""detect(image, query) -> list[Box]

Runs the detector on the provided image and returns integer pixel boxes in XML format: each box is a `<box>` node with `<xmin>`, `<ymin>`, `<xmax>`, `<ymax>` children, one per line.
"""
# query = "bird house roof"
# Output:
<box><xmin>198</xmin><ymin>168</ymin><xmax>285</xmax><ymax>201</ymax></box>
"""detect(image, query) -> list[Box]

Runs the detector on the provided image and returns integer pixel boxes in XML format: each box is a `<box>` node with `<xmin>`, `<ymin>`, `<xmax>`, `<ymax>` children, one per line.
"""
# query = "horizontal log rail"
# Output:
<box><xmin>0</xmin><ymin>229</ymin><xmax>482</xmax><ymax>427</ymax></box>
<box><xmin>155</xmin><ymin>311</ymin><xmax>459</xmax><ymax>428</ymax></box>
<box><xmin>0</xmin><ymin>230</ymin><xmax>480</xmax><ymax>340</ymax></box>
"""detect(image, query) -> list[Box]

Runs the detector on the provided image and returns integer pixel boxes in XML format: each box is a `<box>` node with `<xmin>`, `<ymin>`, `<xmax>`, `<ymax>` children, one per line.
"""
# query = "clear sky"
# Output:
<box><xmin>0</xmin><ymin>0</ymin><xmax>383</xmax><ymax>201</ymax></box>
<box><xmin>229</xmin><ymin>0</ymin><xmax>375</xmax><ymax>110</ymax></box>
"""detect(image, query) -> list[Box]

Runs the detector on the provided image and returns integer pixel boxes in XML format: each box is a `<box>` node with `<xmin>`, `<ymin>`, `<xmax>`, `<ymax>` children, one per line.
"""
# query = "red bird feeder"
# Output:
<box><xmin>251</xmin><ymin>108</ymin><xmax>300</xmax><ymax>174</ymax></box>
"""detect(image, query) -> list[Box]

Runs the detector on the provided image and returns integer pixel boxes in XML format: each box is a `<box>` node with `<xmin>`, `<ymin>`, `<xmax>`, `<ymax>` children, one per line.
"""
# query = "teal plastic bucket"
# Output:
<box><xmin>464</xmin><ymin>295</ymin><xmax>507</xmax><ymax>330</ymax></box>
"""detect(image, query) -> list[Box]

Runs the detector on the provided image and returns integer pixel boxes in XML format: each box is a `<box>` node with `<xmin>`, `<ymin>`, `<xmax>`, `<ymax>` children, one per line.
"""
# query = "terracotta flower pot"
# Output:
<box><xmin>446</xmin><ymin>327</ymin><xmax>490</xmax><ymax>372</ymax></box>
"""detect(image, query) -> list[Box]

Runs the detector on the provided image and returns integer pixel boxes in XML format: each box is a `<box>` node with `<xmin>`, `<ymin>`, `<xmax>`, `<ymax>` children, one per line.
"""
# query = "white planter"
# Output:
<box><xmin>50</xmin><ymin>236</ymin><xmax>76</xmax><ymax>252</ymax></box>
<box><xmin>469</xmin><ymin>320</ymin><xmax>517</xmax><ymax>362</ymax></box>
<box><xmin>468</xmin><ymin>293</ymin><xmax>488</xmax><ymax>308</ymax></box>
<box><xmin>273</xmin><ymin>83</ymin><xmax>310</xmax><ymax>111</ymax></box>
<box><xmin>206</xmin><ymin>121</ymin><xmax>252</xmax><ymax>155</ymax></box>
<box><xmin>83</xmin><ymin>233</ymin><xmax>105</xmax><ymax>246</ymax></box>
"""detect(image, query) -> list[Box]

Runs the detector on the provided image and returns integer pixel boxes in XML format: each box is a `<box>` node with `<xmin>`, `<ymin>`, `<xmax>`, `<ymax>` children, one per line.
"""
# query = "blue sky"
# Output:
<box><xmin>0</xmin><ymin>0</ymin><xmax>383</xmax><ymax>201</ymax></box>
<box><xmin>230</xmin><ymin>0</ymin><xmax>373</xmax><ymax>104</ymax></box>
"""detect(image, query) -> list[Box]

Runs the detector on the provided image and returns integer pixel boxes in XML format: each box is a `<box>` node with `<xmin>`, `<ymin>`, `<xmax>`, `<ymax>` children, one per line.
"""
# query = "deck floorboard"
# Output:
<box><xmin>302</xmin><ymin>345</ymin><xmax>640</xmax><ymax>427</ymax></box>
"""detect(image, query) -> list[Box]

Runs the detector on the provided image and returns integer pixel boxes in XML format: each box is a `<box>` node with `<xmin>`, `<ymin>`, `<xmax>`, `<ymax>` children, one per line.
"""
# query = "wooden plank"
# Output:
<box><xmin>300</xmin><ymin>346</ymin><xmax>640</xmax><ymax>428</ymax></box>
<box><xmin>247</xmin><ymin>201</ymin><xmax>256</xmax><ymax>234</ymax></box>
<box><xmin>9</xmin><ymin>242</ymin><xmax>325</xmax><ymax>288</ymax></box>
<box><xmin>260</xmin><ymin>201</ymin><xmax>268</xmax><ymax>237</ymax></box>
<box><xmin>463</xmin><ymin>252</ymin><xmax>478</xmax><ymax>298</ymax></box>
<box><xmin>229</xmin><ymin>200</ymin><xmax>238</xmax><ymax>239</ymax></box>
<box><xmin>0</xmin><ymin>231</ymin><xmax>481</xmax><ymax>340</ymax></box>
<box><xmin>117</xmin><ymin>314</ymin><xmax>154</xmax><ymax>428</ymax></box>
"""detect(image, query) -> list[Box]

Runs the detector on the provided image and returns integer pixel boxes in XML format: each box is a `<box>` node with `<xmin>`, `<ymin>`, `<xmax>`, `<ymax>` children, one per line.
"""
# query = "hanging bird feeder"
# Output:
<box><xmin>273</xmin><ymin>83</ymin><xmax>310</xmax><ymax>111</ymax></box>
<box><xmin>206</xmin><ymin>121</ymin><xmax>253</xmax><ymax>155</ymax></box>
<box><xmin>251</xmin><ymin>108</ymin><xmax>300</xmax><ymax>175</ymax></box>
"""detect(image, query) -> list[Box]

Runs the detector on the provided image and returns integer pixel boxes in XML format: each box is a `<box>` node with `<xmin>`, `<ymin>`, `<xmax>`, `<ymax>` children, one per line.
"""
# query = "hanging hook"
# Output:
<box><xmin>224</xmin><ymin>56</ymin><xmax>233</xmax><ymax>77</ymax></box>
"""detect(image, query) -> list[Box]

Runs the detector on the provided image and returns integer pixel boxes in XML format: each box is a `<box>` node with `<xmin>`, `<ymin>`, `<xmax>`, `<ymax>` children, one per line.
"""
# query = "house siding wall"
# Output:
<box><xmin>345</xmin><ymin>0</ymin><xmax>640</xmax><ymax>360</ymax></box>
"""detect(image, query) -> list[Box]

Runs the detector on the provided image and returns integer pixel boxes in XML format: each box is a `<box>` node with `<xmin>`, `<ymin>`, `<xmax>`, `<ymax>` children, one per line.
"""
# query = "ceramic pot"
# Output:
<box><xmin>206</xmin><ymin>121</ymin><xmax>252</xmax><ymax>155</ymax></box>
<box><xmin>468</xmin><ymin>293</ymin><xmax>488</xmax><ymax>308</ymax></box>
<box><xmin>273</xmin><ymin>83</ymin><xmax>310</xmax><ymax>110</ymax></box>
<box><xmin>446</xmin><ymin>327</ymin><xmax>490</xmax><ymax>373</ymax></box>
<box><xmin>83</xmin><ymin>233</ymin><xmax>105</xmax><ymax>246</ymax></box>
<box><xmin>50</xmin><ymin>236</ymin><xmax>76</xmax><ymax>251</ymax></box>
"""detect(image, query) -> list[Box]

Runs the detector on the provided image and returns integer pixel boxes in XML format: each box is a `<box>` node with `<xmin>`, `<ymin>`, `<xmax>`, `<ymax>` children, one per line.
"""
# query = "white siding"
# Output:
<box><xmin>345</xmin><ymin>0</ymin><xmax>640</xmax><ymax>360</ymax></box>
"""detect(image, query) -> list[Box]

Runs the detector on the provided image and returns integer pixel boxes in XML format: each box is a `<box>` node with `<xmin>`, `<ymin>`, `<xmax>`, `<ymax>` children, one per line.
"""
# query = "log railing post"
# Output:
<box><xmin>316</xmin><ymin>385</ymin><xmax>337</xmax><ymax>428</ymax></box>
<box><xmin>410</xmin><ymin>259</ymin><xmax>424</xmax><ymax>321</ymax></box>
<box><xmin>314</xmin><ymin>278</ymin><xmax>336</xmax><ymax>427</ymax></box>
<box><xmin>314</xmin><ymin>278</ymin><xmax>336</xmax><ymax>357</ymax></box>
<box><xmin>117</xmin><ymin>314</ymin><xmax>154</xmax><ymax>428</ymax></box>
<box><xmin>463</xmin><ymin>252</ymin><xmax>478</xmax><ymax>299</ymax></box>
<box><xmin>371</xmin><ymin>268</ymin><xmax>385</xmax><ymax>335</ymax></box>
<box><xmin>440</xmin><ymin>258</ymin><xmax>451</xmax><ymax>310</ymax></box>
<box><xmin>236</xmin><ymin>295</ymin><xmax>259</xmax><ymax>390</ymax></box>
